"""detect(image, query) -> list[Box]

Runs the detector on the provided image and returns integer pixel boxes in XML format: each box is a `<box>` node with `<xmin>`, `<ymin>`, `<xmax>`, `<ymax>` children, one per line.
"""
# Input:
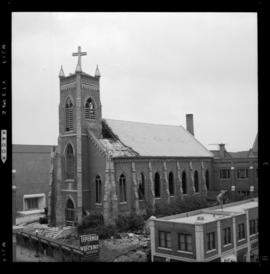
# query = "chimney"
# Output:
<box><xmin>219</xmin><ymin>143</ymin><xmax>226</xmax><ymax>158</ymax></box>
<box><xmin>186</xmin><ymin>114</ymin><xmax>194</xmax><ymax>136</ymax></box>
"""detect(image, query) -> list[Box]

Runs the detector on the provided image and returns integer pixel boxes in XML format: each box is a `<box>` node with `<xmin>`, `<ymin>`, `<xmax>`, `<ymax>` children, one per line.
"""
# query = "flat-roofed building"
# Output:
<box><xmin>149</xmin><ymin>198</ymin><xmax>258</xmax><ymax>262</ymax></box>
<box><xmin>12</xmin><ymin>144</ymin><xmax>55</xmax><ymax>217</ymax></box>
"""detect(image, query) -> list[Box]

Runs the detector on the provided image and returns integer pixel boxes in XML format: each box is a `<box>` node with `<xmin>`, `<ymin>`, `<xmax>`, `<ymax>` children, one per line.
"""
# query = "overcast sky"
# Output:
<box><xmin>12</xmin><ymin>12</ymin><xmax>257</xmax><ymax>152</ymax></box>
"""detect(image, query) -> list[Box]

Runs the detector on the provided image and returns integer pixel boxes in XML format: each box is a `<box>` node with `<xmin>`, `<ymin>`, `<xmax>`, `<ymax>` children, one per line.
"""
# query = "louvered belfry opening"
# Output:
<box><xmin>65</xmin><ymin>97</ymin><xmax>73</xmax><ymax>131</ymax></box>
<box><xmin>85</xmin><ymin>97</ymin><xmax>96</xmax><ymax>120</ymax></box>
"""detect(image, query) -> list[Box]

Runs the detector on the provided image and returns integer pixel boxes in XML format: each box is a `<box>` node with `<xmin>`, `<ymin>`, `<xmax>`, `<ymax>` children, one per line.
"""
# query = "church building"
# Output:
<box><xmin>48</xmin><ymin>46</ymin><xmax>257</xmax><ymax>227</ymax></box>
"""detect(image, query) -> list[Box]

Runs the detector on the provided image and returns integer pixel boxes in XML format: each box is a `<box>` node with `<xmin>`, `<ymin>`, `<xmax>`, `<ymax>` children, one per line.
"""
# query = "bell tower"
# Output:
<box><xmin>55</xmin><ymin>46</ymin><xmax>102</xmax><ymax>226</ymax></box>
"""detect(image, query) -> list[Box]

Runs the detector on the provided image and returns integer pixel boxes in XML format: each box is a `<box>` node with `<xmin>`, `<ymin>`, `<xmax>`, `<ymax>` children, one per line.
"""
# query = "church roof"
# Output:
<box><xmin>99</xmin><ymin>139</ymin><xmax>139</xmax><ymax>157</ymax></box>
<box><xmin>102</xmin><ymin>119</ymin><xmax>213</xmax><ymax>158</ymax></box>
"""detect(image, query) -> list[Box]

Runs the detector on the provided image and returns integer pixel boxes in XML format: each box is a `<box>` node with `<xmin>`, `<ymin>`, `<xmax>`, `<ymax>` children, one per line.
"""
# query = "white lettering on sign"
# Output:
<box><xmin>1</xmin><ymin>130</ymin><xmax>7</xmax><ymax>163</ymax></box>
<box><xmin>80</xmin><ymin>234</ymin><xmax>99</xmax><ymax>243</ymax></box>
<box><xmin>80</xmin><ymin>244</ymin><xmax>99</xmax><ymax>252</ymax></box>
<box><xmin>79</xmin><ymin>233</ymin><xmax>99</xmax><ymax>256</ymax></box>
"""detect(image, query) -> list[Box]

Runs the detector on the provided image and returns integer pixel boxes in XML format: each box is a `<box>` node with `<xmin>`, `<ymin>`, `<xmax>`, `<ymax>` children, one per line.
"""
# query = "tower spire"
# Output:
<box><xmin>72</xmin><ymin>46</ymin><xmax>87</xmax><ymax>73</ymax></box>
<box><xmin>95</xmin><ymin>65</ymin><xmax>101</xmax><ymax>78</ymax></box>
<box><xmin>59</xmin><ymin>65</ymin><xmax>65</xmax><ymax>78</ymax></box>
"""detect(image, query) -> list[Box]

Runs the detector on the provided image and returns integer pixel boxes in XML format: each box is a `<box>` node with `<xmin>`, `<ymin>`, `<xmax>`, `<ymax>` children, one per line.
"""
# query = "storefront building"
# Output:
<box><xmin>149</xmin><ymin>198</ymin><xmax>258</xmax><ymax>262</ymax></box>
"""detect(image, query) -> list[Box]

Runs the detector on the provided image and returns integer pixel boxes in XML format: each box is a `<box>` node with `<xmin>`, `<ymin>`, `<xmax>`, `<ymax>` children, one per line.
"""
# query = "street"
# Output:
<box><xmin>15</xmin><ymin>245</ymin><xmax>58</xmax><ymax>262</ymax></box>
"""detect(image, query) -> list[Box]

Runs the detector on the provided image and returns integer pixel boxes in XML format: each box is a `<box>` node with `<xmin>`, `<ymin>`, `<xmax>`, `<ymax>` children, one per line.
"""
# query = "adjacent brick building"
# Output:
<box><xmin>210</xmin><ymin>142</ymin><xmax>258</xmax><ymax>198</ymax></box>
<box><xmin>12</xmin><ymin>145</ymin><xmax>55</xmax><ymax>216</ymax></box>
<box><xmin>150</xmin><ymin>198</ymin><xmax>258</xmax><ymax>262</ymax></box>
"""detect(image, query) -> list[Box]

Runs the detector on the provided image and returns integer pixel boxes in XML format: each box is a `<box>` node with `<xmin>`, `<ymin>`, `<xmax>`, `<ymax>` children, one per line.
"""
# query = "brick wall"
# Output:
<box><xmin>113</xmin><ymin>158</ymin><xmax>212</xmax><ymax>216</ymax></box>
<box><xmin>212</xmin><ymin>159</ymin><xmax>258</xmax><ymax>193</ymax></box>
<box><xmin>87</xmin><ymin>136</ymin><xmax>106</xmax><ymax>212</ymax></box>
<box><xmin>13</xmin><ymin>145</ymin><xmax>54</xmax><ymax>212</ymax></box>
<box><xmin>154</xmin><ymin>220</ymin><xmax>196</xmax><ymax>260</ymax></box>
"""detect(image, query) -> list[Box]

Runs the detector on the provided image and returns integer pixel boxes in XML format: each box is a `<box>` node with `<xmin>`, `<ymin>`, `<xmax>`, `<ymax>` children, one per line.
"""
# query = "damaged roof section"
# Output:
<box><xmin>100</xmin><ymin>120</ymin><xmax>139</xmax><ymax>157</ymax></box>
<box><xmin>87</xmin><ymin>119</ymin><xmax>213</xmax><ymax>158</ymax></box>
<box><xmin>85</xmin><ymin>120</ymin><xmax>139</xmax><ymax>158</ymax></box>
<box><xmin>102</xmin><ymin>119</ymin><xmax>213</xmax><ymax>158</ymax></box>
<box><xmin>99</xmin><ymin>139</ymin><xmax>139</xmax><ymax>157</ymax></box>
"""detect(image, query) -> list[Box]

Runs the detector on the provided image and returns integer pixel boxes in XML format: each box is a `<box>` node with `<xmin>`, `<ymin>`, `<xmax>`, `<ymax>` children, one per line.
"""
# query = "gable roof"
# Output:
<box><xmin>98</xmin><ymin>139</ymin><xmax>139</xmax><ymax>157</ymax></box>
<box><xmin>85</xmin><ymin>121</ymin><xmax>138</xmax><ymax>158</ymax></box>
<box><xmin>103</xmin><ymin>119</ymin><xmax>213</xmax><ymax>158</ymax></box>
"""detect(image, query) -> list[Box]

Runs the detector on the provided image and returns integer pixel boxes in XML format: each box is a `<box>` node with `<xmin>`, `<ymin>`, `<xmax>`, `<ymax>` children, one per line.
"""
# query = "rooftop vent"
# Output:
<box><xmin>197</xmin><ymin>216</ymin><xmax>204</xmax><ymax>221</ymax></box>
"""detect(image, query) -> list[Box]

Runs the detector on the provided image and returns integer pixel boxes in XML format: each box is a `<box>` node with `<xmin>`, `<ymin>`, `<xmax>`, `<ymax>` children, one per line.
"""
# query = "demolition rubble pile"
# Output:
<box><xmin>19</xmin><ymin>219</ymin><xmax>151</xmax><ymax>262</ymax></box>
<box><xmin>99</xmin><ymin>233</ymin><xmax>150</xmax><ymax>262</ymax></box>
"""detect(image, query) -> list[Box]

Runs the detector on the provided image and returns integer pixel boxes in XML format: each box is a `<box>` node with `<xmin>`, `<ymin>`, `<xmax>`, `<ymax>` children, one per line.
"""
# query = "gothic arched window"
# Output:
<box><xmin>65</xmin><ymin>97</ymin><xmax>73</xmax><ymax>131</ymax></box>
<box><xmin>182</xmin><ymin>171</ymin><xmax>187</xmax><ymax>194</ymax></box>
<box><xmin>119</xmin><ymin>174</ymin><xmax>127</xmax><ymax>202</ymax></box>
<box><xmin>95</xmin><ymin>175</ymin><xmax>102</xmax><ymax>203</ymax></box>
<box><xmin>65</xmin><ymin>198</ymin><xmax>75</xmax><ymax>224</ymax></box>
<box><xmin>85</xmin><ymin>97</ymin><xmax>96</xmax><ymax>120</ymax></box>
<box><xmin>168</xmin><ymin>171</ymin><xmax>174</xmax><ymax>196</ymax></box>
<box><xmin>138</xmin><ymin>173</ymin><xmax>145</xmax><ymax>200</ymax></box>
<box><xmin>154</xmin><ymin>172</ymin><xmax>161</xmax><ymax>197</ymax></box>
<box><xmin>66</xmin><ymin>144</ymin><xmax>75</xmax><ymax>179</ymax></box>
<box><xmin>194</xmin><ymin>170</ymin><xmax>199</xmax><ymax>193</ymax></box>
<box><xmin>205</xmin><ymin>169</ymin><xmax>210</xmax><ymax>190</ymax></box>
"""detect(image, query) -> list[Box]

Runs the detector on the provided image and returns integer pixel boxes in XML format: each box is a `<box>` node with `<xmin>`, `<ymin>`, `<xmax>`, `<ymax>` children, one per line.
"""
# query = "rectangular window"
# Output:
<box><xmin>26</xmin><ymin>198</ymin><xmax>39</xmax><ymax>210</ymax></box>
<box><xmin>223</xmin><ymin>227</ymin><xmax>232</xmax><ymax>245</ymax></box>
<box><xmin>158</xmin><ymin>231</ymin><xmax>171</xmax><ymax>249</ymax></box>
<box><xmin>237</xmin><ymin>168</ymin><xmax>249</xmax><ymax>179</ymax></box>
<box><xmin>206</xmin><ymin>232</ymin><xmax>216</xmax><ymax>251</ymax></box>
<box><xmin>238</xmin><ymin>223</ymin><xmax>245</xmax><ymax>240</ymax></box>
<box><xmin>219</xmin><ymin>169</ymin><xmax>231</xmax><ymax>179</ymax></box>
<box><xmin>249</xmin><ymin>219</ymin><xmax>257</xmax><ymax>235</ymax></box>
<box><xmin>178</xmin><ymin>233</ymin><xmax>192</xmax><ymax>252</ymax></box>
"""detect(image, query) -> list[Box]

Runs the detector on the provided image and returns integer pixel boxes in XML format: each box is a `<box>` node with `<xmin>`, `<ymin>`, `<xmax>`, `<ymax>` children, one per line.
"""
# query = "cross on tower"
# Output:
<box><xmin>72</xmin><ymin>46</ymin><xmax>87</xmax><ymax>72</ymax></box>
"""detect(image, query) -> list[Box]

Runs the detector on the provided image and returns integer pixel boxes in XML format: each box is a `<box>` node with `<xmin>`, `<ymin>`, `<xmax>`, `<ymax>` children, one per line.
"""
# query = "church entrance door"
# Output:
<box><xmin>65</xmin><ymin>198</ymin><xmax>75</xmax><ymax>226</ymax></box>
